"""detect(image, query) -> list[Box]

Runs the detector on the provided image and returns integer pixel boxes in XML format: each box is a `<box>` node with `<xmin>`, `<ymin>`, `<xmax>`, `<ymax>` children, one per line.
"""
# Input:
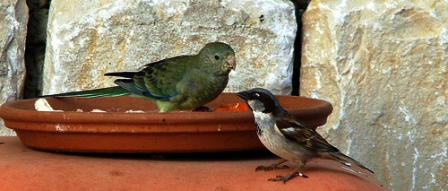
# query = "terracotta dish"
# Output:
<box><xmin>0</xmin><ymin>93</ymin><xmax>332</xmax><ymax>153</ymax></box>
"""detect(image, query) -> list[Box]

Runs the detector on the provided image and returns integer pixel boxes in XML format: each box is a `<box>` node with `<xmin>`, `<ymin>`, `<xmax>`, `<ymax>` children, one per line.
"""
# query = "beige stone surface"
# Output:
<box><xmin>0</xmin><ymin>0</ymin><xmax>28</xmax><ymax>135</ymax></box>
<box><xmin>43</xmin><ymin>0</ymin><xmax>296</xmax><ymax>96</ymax></box>
<box><xmin>301</xmin><ymin>0</ymin><xmax>447</xmax><ymax>190</ymax></box>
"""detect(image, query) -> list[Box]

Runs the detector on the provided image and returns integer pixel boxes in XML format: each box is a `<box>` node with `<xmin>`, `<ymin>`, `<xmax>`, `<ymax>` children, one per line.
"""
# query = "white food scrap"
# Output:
<box><xmin>90</xmin><ymin>109</ymin><xmax>107</xmax><ymax>113</ymax></box>
<box><xmin>125</xmin><ymin>110</ymin><xmax>145</xmax><ymax>113</ymax></box>
<box><xmin>34</xmin><ymin>98</ymin><xmax>62</xmax><ymax>112</ymax></box>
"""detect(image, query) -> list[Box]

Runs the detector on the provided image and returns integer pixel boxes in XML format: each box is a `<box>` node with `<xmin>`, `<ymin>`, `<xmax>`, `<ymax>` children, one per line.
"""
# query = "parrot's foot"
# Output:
<box><xmin>192</xmin><ymin>106</ymin><xmax>213</xmax><ymax>112</ymax></box>
<box><xmin>255</xmin><ymin>159</ymin><xmax>289</xmax><ymax>171</ymax></box>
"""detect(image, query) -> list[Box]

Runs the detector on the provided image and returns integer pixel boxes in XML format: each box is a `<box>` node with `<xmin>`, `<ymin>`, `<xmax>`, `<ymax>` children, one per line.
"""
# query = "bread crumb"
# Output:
<box><xmin>91</xmin><ymin>109</ymin><xmax>106</xmax><ymax>113</ymax></box>
<box><xmin>35</xmin><ymin>98</ymin><xmax>63</xmax><ymax>112</ymax></box>
<box><xmin>125</xmin><ymin>110</ymin><xmax>145</xmax><ymax>113</ymax></box>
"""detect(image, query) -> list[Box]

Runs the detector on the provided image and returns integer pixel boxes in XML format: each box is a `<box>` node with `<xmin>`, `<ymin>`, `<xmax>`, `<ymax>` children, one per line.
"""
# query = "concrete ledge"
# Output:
<box><xmin>0</xmin><ymin>136</ymin><xmax>384</xmax><ymax>190</ymax></box>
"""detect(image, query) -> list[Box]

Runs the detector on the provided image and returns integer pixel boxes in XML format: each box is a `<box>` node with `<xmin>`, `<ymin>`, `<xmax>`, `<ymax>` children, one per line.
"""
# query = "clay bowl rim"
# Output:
<box><xmin>0</xmin><ymin>93</ymin><xmax>333</xmax><ymax>133</ymax></box>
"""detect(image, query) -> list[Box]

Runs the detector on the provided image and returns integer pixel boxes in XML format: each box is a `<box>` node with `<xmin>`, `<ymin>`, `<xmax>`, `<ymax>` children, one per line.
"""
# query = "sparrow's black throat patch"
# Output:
<box><xmin>255</xmin><ymin>122</ymin><xmax>263</xmax><ymax>136</ymax></box>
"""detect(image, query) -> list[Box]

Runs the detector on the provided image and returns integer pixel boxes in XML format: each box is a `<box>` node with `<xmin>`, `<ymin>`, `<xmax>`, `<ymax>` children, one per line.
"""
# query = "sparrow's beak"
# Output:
<box><xmin>225</xmin><ymin>55</ymin><xmax>236</xmax><ymax>70</ymax></box>
<box><xmin>236</xmin><ymin>91</ymin><xmax>249</xmax><ymax>100</ymax></box>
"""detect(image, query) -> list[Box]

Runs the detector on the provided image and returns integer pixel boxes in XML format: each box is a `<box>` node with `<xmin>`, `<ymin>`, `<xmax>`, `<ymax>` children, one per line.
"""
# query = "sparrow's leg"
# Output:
<box><xmin>255</xmin><ymin>159</ymin><xmax>289</xmax><ymax>171</ymax></box>
<box><xmin>268</xmin><ymin>161</ymin><xmax>308</xmax><ymax>183</ymax></box>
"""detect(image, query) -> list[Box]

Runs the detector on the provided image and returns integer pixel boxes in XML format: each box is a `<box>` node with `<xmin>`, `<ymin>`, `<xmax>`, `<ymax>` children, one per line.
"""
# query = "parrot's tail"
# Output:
<box><xmin>330</xmin><ymin>151</ymin><xmax>374</xmax><ymax>174</ymax></box>
<box><xmin>40</xmin><ymin>86</ymin><xmax>130</xmax><ymax>98</ymax></box>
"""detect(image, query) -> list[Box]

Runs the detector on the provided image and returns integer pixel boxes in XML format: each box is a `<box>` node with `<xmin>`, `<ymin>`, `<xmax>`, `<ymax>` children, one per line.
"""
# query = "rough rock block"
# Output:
<box><xmin>0</xmin><ymin>0</ymin><xmax>28</xmax><ymax>135</ymax></box>
<box><xmin>301</xmin><ymin>1</ymin><xmax>447</xmax><ymax>190</ymax></box>
<box><xmin>43</xmin><ymin>0</ymin><xmax>296</xmax><ymax>95</ymax></box>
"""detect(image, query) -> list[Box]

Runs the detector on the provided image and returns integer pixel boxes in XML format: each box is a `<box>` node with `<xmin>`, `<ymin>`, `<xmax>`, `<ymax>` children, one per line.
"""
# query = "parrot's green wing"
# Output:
<box><xmin>105</xmin><ymin>56</ymin><xmax>193</xmax><ymax>101</ymax></box>
<box><xmin>141</xmin><ymin>56</ymin><xmax>191</xmax><ymax>98</ymax></box>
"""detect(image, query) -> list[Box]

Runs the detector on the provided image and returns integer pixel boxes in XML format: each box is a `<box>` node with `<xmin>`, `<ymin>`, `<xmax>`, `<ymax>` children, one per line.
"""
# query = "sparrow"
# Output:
<box><xmin>41</xmin><ymin>42</ymin><xmax>236</xmax><ymax>112</ymax></box>
<box><xmin>237</xmin><ymin>88</ymin><xmax>373</xmax><ymax>183</ymax></box>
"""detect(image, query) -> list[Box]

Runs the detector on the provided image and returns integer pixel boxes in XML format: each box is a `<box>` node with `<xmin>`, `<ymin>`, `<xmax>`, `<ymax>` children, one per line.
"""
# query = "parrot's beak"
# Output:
<box><xmin>226</xmin><ymin>55</ymin><xmax>236</xmax><ymax>70</ymax></box>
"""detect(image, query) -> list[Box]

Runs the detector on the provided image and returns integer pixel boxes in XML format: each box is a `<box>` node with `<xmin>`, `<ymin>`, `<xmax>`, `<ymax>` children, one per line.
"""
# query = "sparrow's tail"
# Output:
<box><xmin>330</xmin><ymin>151</ymin><xmax>374</xmax><ymax>174</ymax></box>
<box><xmin>40</xmin><ymin>86</ymin><xmax>130</xmax><ymax>98</ymax></box>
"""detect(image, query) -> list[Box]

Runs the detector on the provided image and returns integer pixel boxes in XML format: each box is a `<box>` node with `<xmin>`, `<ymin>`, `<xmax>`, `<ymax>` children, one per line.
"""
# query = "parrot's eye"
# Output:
<box><xmin>214</xmin><ymin>55</ymin><xmax>220</xmax><ymax>60</ymax></box>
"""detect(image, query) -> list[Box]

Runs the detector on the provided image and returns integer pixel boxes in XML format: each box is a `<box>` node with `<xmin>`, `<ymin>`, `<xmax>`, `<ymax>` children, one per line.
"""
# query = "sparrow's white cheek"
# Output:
<box><xmin>248</xmin><ymin>100</ymin><xmax>265</xmax><ymax>112</ymax></box>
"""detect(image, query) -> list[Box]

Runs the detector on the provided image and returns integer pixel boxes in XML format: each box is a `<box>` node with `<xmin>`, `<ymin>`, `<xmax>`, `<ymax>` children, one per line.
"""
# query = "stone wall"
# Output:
<box><xmin>301</xmin><ymin>0</ymin><xmax>447</xmax><ymax>190</ymax></box>
<box><xmin>42</xmin><ymin>0</ymin><xmax>297</xmax><ymax>96</ymax></box>
<box><xmin>0</xmin><ymin>0</ymin><xmax>28</xmax><ymax>135</ymax></box>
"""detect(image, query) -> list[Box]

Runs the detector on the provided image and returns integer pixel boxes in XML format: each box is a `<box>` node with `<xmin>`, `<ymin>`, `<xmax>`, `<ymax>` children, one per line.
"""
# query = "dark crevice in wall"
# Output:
<box><xmin>291</xmin><ymin>0</ymin><xmax>310</xmax><ymax>96</ymax></box>
<box><xmin>23</xmin><ymin>0</ymin><xmax>50</xmax><ymax>98</ymax></box>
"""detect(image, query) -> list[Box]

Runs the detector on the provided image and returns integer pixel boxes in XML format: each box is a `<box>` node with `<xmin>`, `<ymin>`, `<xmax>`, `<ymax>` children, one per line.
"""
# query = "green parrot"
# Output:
<box><xmin>42</xmin><ymin>42</ymin><xmax>236</xmax><ymax>112</ymax></box>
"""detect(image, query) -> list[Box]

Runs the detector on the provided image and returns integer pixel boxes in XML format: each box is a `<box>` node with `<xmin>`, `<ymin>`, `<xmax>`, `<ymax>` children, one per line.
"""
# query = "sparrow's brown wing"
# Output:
<box><xmin>275</xmin><ymin>112</ymin><xmax>340</xmax><ymax>152</ymax></box>
<box><xmin>276</xmin><ymin>112</ymin><xmax>374</xmax><ymax>174</ymax></box>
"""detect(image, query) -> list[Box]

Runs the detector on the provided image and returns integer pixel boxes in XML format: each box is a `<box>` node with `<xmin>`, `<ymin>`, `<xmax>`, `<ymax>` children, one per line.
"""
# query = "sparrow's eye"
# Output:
<box><xmin>214</xmin><ymin>55</ymin><xmax>220</xmax><ymax>60</ymax></box>
<box><xmin>252</xmin><ymin>93</ymin><xmax>260</xmax><ymax>98</ymax></box>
